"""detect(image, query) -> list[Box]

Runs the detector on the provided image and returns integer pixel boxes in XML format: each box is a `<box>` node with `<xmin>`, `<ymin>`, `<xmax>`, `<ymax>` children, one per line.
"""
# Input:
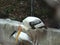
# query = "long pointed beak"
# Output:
<box><xmin>16</xmin><ymin>26</ymin><xmax>22</xmax><ymax>43</ymax></box>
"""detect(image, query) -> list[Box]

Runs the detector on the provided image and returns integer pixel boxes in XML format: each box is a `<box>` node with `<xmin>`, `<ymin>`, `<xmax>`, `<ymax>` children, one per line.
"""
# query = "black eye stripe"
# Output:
<box><xmin>30</xmin><ymin>20</ymin><xmax>41</xmax><ymax>25</ymax></box>
<box><xmin>38</xmin><ymin>26</ymin><xmax>47</xmax><ymax>29</ymax></box>
<box><xmin>29</xmin><ymin>20</ymin><xmax>41</xmax><ymax>29</ymax></box>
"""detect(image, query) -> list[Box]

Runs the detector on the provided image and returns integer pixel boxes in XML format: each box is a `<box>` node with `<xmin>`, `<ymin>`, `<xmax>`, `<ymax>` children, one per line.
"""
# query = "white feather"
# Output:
<box><xmin>13</xmin><ymin>32</ymin><xmax>32</xmax><ymax>43</ymax></box>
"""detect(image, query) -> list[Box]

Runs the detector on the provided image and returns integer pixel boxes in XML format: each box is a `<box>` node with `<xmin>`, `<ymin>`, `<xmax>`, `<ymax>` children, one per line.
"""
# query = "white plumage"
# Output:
<box><xmin>22</xmin><ymin>16</ymin><xmax>45</xmax><ymax>30</ymax></box>
<box><xmin>13</xmin><ymin>31</ymin><xmax>32</xmax><ymax>43</ymax></box>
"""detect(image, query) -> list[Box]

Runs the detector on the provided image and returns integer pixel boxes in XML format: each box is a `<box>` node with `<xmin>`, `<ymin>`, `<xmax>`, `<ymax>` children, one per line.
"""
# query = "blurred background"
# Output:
<box><xmin>0</xmin><ymin>0</ymin><xmax>59</xmax><ymax>28</ymax></box>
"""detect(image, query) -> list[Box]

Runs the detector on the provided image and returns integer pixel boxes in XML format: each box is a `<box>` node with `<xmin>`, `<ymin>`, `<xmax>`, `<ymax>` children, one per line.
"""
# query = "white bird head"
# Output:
<box><xmin>22</xmin><ymin>16</ymin><xmax>47</xmax><ymax>30</ymax></box>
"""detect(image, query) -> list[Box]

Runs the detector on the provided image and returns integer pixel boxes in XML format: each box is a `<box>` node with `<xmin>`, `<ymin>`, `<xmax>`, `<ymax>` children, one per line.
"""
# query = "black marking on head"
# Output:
<box><xmin>29</xmin><ymin>20</ymin><xmax>41</xmax><ymax>29</ymax></box>
<box><xmin>38</xmin><ymin>26</ymin><xmax>47</xmax><ymax>29</ymax></box>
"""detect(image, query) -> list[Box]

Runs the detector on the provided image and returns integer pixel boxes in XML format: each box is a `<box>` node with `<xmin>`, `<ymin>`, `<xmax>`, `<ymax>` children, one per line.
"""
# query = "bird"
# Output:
<box><xmin>10</xmin><ymin>16</ymin><xmax>47</xmax><ymax>44</ymax></box>
<box><xmin>22</xmin><ymin>16</ymin><xmax>47</xmax><ymax>30</ymax></box>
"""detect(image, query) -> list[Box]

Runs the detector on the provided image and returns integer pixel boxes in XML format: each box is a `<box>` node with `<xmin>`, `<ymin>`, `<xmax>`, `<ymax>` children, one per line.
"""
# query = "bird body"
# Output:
<box><xmin>0</xmin><ymin>16</ymin><xmax>46</xmax><ymax>45</ymax></box>
<box><xmin>13</xmin><ymin>31</ymin><xmax>32</xmax><ymax>43</ymax></box>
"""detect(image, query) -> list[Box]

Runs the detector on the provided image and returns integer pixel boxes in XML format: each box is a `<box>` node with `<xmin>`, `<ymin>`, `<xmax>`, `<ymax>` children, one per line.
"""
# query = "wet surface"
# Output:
<box><xmin>0</xmin><ymin>26</ymin><xmax>60</xmax><ymax>45</ymax></box>
<box><xmin>0</xmin><ymin>19</ymin><xmax>60</xmax><ymax>45</ymax></box>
